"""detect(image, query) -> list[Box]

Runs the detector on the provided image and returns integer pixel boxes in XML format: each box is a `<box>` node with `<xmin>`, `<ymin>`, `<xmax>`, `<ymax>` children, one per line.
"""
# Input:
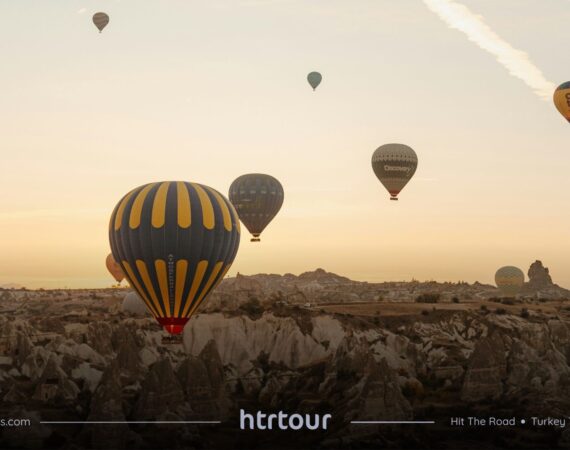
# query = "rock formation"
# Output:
<box><xmin>527</xmin><ymin>260</ymin><xmax>554</xmax><ymax>290</ymax></box>
<box><xmin>134</xmin><ymin>358</ymin><xmax>186</xmax><ymax>420</ymax></box>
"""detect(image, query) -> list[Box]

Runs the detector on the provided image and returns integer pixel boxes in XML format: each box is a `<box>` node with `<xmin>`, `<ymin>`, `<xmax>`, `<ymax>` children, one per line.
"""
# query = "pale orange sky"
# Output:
<box><xmin>1</xmin><ymin>1</ymin><xmax>570</xmax><ymax>288</ymax></box>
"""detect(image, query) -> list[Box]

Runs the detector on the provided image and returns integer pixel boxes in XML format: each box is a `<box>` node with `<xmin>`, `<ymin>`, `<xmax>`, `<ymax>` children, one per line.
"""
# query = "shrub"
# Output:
<box><xmin>415</xmin><ymin>293</ymin><xmax>440</xmax><ymax>304</ymax></box>
<box><xmin>240</xmin><ymin>297</ymin><xmax>264</xmax><ymax>317</ymax></box>
<box><xmin>521</xmin><ymin>308</ymin><xmax>530</xmax><ymax>318</ymax></box>
<box><xmin>452</xmin><ymin>297</ymin><xmax>460</xmax><ymax>304</ymax></box>
<box><xmin>421</xmin><ymin>309</ymin><xmax>430</xmax><ymax>316</ymax></box>
<box><xmin>495</xmin><ymin>308</ymin><xmax>507</xmax><ymax>315</ymax></box>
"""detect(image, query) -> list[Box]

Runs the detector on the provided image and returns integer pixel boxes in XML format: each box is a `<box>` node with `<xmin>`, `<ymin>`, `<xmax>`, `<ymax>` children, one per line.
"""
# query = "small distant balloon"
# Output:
<box><xmin>371</xmin><ymin>144</ymin><xmax>418</xmax><ymax>201</ymax></box>
<box><xmin>307</xmin><ymin>72</ymin><xmax>322</xmax><ymax>91</ymax></box>
<box><xmin>553</xmin><ymin>82</ymin><xmax>570</xmax><ymax>123</ymax></box>
<box><xmin>495</xmin><ymin>266</ymin><xmax>524</xmax><ymax>297</ymax></box>
<box><xmin>106</xmin><ymin>253</ymin><xmax>125</xmax><ymax>283</ymax></box>
<box><xmin>93</xmin><ymin>12</ymin><xmax>109</xmax><ymax>33</ymax></box>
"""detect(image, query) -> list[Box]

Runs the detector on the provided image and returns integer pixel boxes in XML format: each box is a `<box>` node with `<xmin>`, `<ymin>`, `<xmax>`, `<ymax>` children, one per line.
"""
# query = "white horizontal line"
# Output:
<box><xmin>351</xmin><ymin>420</ymin><xmax>435</xmax><ymax>424</ymax></box>
<box><xmin>40</xmin><ymin>421</ymin><xmax>221</xmax><ymax>424</ymax></box>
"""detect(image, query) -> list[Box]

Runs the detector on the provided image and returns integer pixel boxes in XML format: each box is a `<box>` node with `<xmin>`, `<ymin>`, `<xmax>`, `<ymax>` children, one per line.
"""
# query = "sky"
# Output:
<box><xmin>1</xmin><ymin>0</ymin><xmax>570</xmax><ymax>289</ymax></box>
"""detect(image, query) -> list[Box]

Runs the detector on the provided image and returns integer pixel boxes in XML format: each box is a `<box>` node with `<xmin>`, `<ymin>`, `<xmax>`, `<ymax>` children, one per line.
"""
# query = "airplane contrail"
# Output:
<box><xmin>423</xmin><ymin>0</ymin><xmax>555</xmax><ymax>100</ymax></box>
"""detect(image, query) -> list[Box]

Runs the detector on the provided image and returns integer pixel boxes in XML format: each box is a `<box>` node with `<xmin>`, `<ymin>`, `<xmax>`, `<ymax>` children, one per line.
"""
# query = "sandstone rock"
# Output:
<box><xmin>527</xmin><ymin>260</ymin><xmax>553</xmax><ymax>289</ymax></box>
<box><xmin>134</xmin><ymin>358</ymin><xmax>186</xmax><ymax>420</ymax></box>
<box><xmin>85</xmin><ymin>362</ymin><xmax>131</xmax><ymax>449</ymax></box>
<box><xmin>177</xmin><ymin>342</ymin><xmax>230</xmax><ymax>419</ymax></box>
<box><xmin>86</xmin><ymin>321</ymin><xmax>114</xmax><ymax>356</ymax></box>
<box><xmin>32</xmin><ymin>354</ymin><xmax>79</xmax><ymax>403</ymax></box>
<box><xmin>461</xmin><ymin>331</ymin><xmax>506</xmax><ymax>401</ymax></box>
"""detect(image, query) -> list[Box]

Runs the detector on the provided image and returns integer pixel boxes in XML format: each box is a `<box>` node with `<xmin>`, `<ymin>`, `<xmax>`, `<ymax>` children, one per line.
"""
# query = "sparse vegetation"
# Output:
<box><xmin>521</xmin><ymin>308</ymin><xmax>530</xmax><ymax>318</ymax></box>
<box><xmin>240</xmin><ymin>297</ymin><xmax>264</xmax><ymax>318</ymax></box>
<box><xmin>495</xmin><ymin>308</ymin><xmax>507</xmax><ymax>315</ymax></box>
<box><xmin>415</xmin><ymin>293</ymin><xmax>440</xmax><ymax>304</ymax></box>
<box><xmin>452</xmin><ymin>297</ymin><xmax>460</xmax><ymax>304</ymax></box>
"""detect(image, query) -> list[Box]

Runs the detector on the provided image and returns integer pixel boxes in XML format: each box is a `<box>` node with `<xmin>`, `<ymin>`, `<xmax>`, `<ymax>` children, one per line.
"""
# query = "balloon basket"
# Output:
<box><xmin>390</xmin><ymin>197</ymin><xmax>399</xmax><ymax>201</ymax></box>
<box><xmin>251</xmin><ymin>238</ymin><xmax>261</xmax><ymax>242</ymax></box>
<box><xmin>162</xmin><ymin>334</ymin><xmax>183</xmax><ymax>345</ymax></box>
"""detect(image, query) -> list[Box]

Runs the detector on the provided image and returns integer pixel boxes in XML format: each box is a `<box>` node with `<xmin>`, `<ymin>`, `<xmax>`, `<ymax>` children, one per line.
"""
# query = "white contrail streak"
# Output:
<box><xmin>423</xmin><ymin>0</ymin><xmax>554</xmax><ymax>100</ymax></box>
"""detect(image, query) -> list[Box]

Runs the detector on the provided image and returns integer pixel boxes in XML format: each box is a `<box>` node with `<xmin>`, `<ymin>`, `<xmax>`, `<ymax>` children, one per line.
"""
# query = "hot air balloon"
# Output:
<box><xmin>553</xmin><ymin>82</ymin><xmax>570</xmax><ymax>122</ymax></box>
<box><xmin>106</xmin><ymin>253</ymin><xmax>125</xmax><ymax>283</ymax></box>
<box><xmin>109</xmin><ymin>181</ymin><xmax>240</xmax><ymax>335</ymax></box>
<box><xmin>229</xmin><ymin>174</ymin><xmax>284</xmax><ymax>242</ymax></box>
<box><xmin>307</xmin><ymin>72</ymin><xmax>322</xmax><ymax>91</ymax></box>
<box><xmin>495</xmin><ymin>266</ymin><xmax>524</xmax><ymax>297</ymax></box>
<box><xmin>93</xmin><ymin>12</ymin><xmax>109</xmax><ymax>33</ymax></box>
<box><xmin>122</xmin><ymin>292</ymin><xmax>148</xmax><ymax>317</ymax></box>
<box><xmin>371</xmin><ymin>143</ymin><xmax>418</xmax><ymax>201</ymax></box>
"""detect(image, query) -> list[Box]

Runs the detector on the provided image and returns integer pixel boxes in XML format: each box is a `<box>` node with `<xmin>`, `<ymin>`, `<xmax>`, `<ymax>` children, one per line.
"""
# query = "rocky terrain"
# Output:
<box><xmin>0</xmin><ymin>262</ymin><xmax>569</xmax><ymax>449</ymax></box>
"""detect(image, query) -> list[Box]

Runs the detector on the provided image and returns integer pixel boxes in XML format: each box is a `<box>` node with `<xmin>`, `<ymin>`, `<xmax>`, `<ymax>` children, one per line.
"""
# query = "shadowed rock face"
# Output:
<box><xmin>461</xmin><ymin>332</ymin><xmax>507</xmax><ymax>401</ymax></box>
<box><xmin>176</xmin><ymin>341</ymin><xmax>230</xmax><ymax>419</ymax></box>
<box><xmin>85</xmin><ymin>363</ymin><xmax>131</xmax><ymax>449</ymax></box>
<box><xmin>134</xmin><ymin>359</ymin><xmax>185</xmax><ymax>420</ymax></box>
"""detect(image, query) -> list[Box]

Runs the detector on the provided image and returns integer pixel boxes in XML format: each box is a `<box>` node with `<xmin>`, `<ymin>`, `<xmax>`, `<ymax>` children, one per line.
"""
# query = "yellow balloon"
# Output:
<box><xmin>495</xmin><ymin>266</ymin><xmax>524</xmax><ymax>297</ymax></box>
<box><xmin>553</xmin><ymin>82</ymin><xmax>570</xmax><ymax>122</ymax></box>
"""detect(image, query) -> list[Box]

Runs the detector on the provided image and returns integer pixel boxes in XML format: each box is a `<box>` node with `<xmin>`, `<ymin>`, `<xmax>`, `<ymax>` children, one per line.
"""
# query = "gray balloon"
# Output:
<box><xmin>307</xmin><ymin>72</ymin><xmax>322</xmax><ymax>91</ymax></box>
<box><xmin>122</xmin><ymin>292</ymin><xmax>149</xmax><ymax>317</ymax></box>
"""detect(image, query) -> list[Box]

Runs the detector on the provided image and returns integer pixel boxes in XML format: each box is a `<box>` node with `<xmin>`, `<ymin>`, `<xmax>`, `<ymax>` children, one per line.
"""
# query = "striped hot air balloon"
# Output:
<box><xmin>92</xmin><ymin>12</ymin><xmax>109</xmax><ymax>33</ymax></box>
<box><xmin>229</xmin><ymin>174</ymin><xmax>284</xmax><ymax>242</ymax></box>
<box><xmin>109</xmin><ymin>181</ymin><xmax>240</xmax><ymax>335</ymax></box>
<box><xmin>495</xmin><ymin>266</ymin><xmax>525</xmax><ymax>297</ymax></box>
<box><xmin>371</xmin><ymin>144</ymin><xmax>418</xmax><ymax>201</ymax></box>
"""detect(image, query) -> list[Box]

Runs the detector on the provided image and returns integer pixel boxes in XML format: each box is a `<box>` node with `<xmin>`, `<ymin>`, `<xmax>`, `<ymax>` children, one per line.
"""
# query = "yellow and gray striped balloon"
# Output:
<box><xmin>92</xmin><ymin>12</ymin><xmax>109</xmax><ymax>33</ymax></box>
<box><xmin>109</xmin><ymin>181</ymin><xmax>240</xmax><ymax>334</ymax></box>
<box><xmin>495</xmin><ymin>266</ymin><xmax>524</xmax><ymax>297</ymax></box>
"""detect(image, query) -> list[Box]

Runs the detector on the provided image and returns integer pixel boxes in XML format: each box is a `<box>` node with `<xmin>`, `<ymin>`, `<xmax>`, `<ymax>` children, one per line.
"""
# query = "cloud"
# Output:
<box><xmin>77</xmin><ymin>7</ymin><xmax>87</xmax><ymax>15</ymax></box>
<box><xmin>423</xmin><ymin>0</ymin><xmax>554</xmax><ymax>100</ymax></box>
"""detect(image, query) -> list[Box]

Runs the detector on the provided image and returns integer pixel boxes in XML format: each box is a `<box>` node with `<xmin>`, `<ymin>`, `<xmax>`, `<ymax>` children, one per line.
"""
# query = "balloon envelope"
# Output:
<box><xmin>307</xmin><ymin>72</ymin><xmax>322</xmax><ymax>91</ymax></box>
<box><xmin>109</xmin><ymin>181</ymin><xmax>240</xmax><ymax>334</ymax></box>
<box><xmin>371</xmin><ymin>144</ymin><xmax>418</xmax><ymax>200</ymax></box>
<box><xmin>553</xmin><ymin>82</ymin><xmax>570</xmax><ymax>122</ymax></box>
<box><xmin>229</xmin><ymin>174</ymin><xmax>284</xmax><ymax>242</ymax></box>
<box><xmin>495</xmin><ymin>266</ymin><xmax>524</xmax><ymax>297</ymax></box>
<box><xmin>93</xmin><ymin>12</ymin><xmax>109</xmax><ymax>32</ymax></box>
<box><xmin>106</xmin><ymin>253</ymin><xmax>125</xmax><ymax>283</ymax></box>
<box><xmin>122</xmin><ymin>292</ymin><xmax>149</xmax><ymax>317</ymax></box>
